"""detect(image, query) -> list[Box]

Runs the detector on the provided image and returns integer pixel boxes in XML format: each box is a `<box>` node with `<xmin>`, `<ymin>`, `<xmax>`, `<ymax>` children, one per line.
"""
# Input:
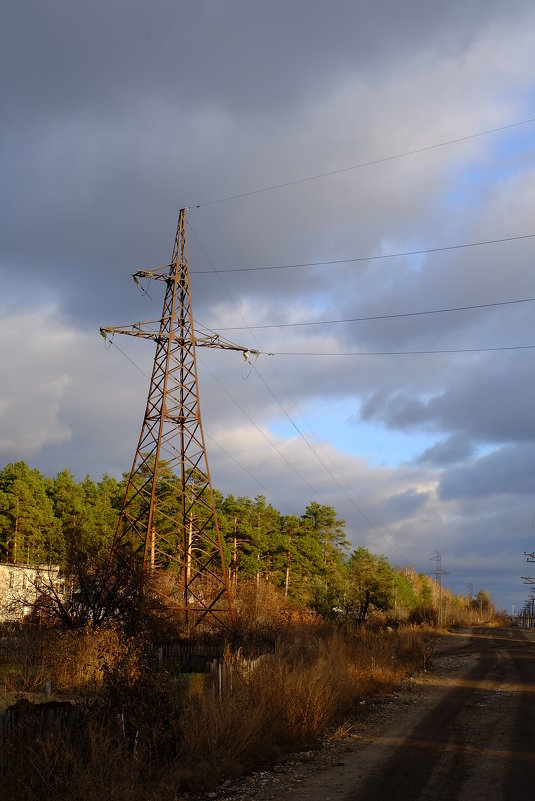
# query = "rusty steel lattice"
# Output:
<box><xmin>101</xmin><ymin>208</ymin><xmax>253</xmax><ymax>630</ymax></box>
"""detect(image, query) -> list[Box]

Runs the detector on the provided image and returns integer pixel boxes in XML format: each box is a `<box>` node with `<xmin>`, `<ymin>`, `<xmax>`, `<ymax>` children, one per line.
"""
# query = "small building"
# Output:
<box><xmin>0</xmin><ymin>563</ymin><xmax>63</xmax><ymax>622</ymax></box>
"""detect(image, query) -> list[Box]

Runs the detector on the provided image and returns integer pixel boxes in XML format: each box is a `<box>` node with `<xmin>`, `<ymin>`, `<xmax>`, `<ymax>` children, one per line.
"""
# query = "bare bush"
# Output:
<box><xmin>0</xmin><ymin>622</ymin><xmax>434</xmax><ymax>799</ymax></box>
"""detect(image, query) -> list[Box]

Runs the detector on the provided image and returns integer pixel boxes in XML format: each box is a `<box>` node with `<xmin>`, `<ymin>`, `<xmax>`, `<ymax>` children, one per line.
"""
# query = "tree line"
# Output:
<box><xmin>0</xmin><ymin>461</ymin><xmax>493</xmax><ymax>624</ymax></box>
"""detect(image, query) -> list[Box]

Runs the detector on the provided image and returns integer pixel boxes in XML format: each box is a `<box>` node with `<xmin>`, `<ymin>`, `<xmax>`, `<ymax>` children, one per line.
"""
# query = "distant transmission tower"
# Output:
<box><xmin>101</xmin><ymin>208</ymin><xmax>254</xmax><ymax>630</ymax></box>
<box><xmin>430</xmin><ymin>551</ymin><xmax>449</xmax><ymax>626</ymax></box>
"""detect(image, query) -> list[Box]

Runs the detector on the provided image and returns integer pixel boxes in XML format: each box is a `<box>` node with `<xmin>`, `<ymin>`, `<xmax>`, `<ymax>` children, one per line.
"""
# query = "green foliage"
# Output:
<box><xmin>0</xmin><ymin>460</ymin><xmax>495</xmax><ymax>630</ymax></box>
<box><xmin>302</xmin><ymin>501</ymin><xmax>349</xmax><ymax>611</ymax></box>
<box><xmin>0</xmin><ymin>462</ymin><xmax>63</xmax><ymax>564</ymax></box>
<box><xmin>278</xmin><ymin>513</ymin><xmax>325</xmax><ymax>603</ymax></box>
<box><xmin>46</xmin><ymin>470</ymin><xmax>121</xmax><ymax>563</ymax></box>
<box><xmin>392</xmin><ymin>568</ymin><xmax>419</xmax><ymax>615</ymax></box>
<box><xmin>344</xmin><ymin>546</ymin><xmax>395</xmax><ymax>624</ymax></box>
<box><xmin>417</xmin><ymin>572</ymin><xmax>435</xmax><ymax>606</ymax></box>
<box><xmin>216</xmin><ymin>496</ymin><xmax>340</xmax><ymax>606</ymax></box>
<box><xmin>473</xmin><ymin>589</ymin><xmax>494</xmax><ymax>616</ymax></box>
<box><xmin>302</xmin><ymin>501</ymin><xmax>349</xmax><ymax>565</ymax></box>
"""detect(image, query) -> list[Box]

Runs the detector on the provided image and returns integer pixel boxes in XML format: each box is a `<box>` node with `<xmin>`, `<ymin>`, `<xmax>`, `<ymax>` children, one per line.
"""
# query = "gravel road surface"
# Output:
<box><xmin>213</xmin><ymin>627</ymin><xmax>535</xmax><ymax>801</ymax></box>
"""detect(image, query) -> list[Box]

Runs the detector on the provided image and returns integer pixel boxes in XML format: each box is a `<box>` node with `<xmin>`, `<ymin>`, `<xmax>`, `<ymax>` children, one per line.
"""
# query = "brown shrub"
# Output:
<box><xmin>0</xmin><ymin>623</ymin><xmax>434</xmax><ymax>799</ymax></box>
<box><xmin>230</xmin><ymin>579</ymin><xmax>323</xmax><ymax>637</ymax></box>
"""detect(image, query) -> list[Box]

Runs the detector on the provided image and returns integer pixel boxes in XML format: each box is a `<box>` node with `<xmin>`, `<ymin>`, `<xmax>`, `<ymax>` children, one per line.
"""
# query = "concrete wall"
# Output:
<box><xmin>0</xmin><ymin>564</ymin><xmax>61</xmax><ymax>622</ymax></box>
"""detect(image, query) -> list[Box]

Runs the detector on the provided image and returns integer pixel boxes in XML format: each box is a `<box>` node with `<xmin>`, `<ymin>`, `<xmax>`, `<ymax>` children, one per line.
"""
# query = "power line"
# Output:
<box><xmin>104</xmin><ymin>338</ymin><xmax>301</xmax><ymax>516</ymax></box>
<box><xmin>262</xmin><ymin>344</ymin><xmax>535</xmax><ymax>357</ymax></box>
<box><xmin>108</xmin><ymin>339</ymin><xmax>150</xmax><ymax>378</ymax></box>
<box><xmin>190</xmin><ymin>232</ymin><xmax>535</xmax><ymax>274</ymax></box>
<box><xmin>108</xmin><ymin>336</ymin><xmax>406</xmax><ymax>561</ymax></box>
<box><xmin>212</xmin><ymin>295</ymin><xmax>535</xmax><ymax>332</ymax></box>
<box><xmin>135</xmin><ymin>234</ymin><xmax>535</xmax><ymax>280</ymax></box>
<box><xmin>252</xmin><ymin>360</ymin><xmax>407</xmax><ymax>561</ymax></box>
<box><xmin>187</xmin><ymin>220</ymin><xmax>335</xmax><ymax>505</ymax></box>
<box><xmin>188</xmin><ymin>116</ymin><xmax>535</xmax><ymax>208</ymax></box>
<box><xmin>203</xmin><ymin>430</ymin><xmax>296</xmax><ymax>517</ymax></box>
<box><xmin>189</xmin><ymin>219</ymin><xmax>407</xmax><ymax>557</ymax></box>
<box><xmin>197</xmin><ymin>354</ymin><xmax>321</xmax><ymax>501</ymax></box>
<box><xmin>189</xmin><ymin>219</ymin><xmax>351</xmax><ymax>514</ymax></box>
<box><xmin>251</xmin><ymin>356</ymin><xmax>398</xmax><ymax>550</ymax></box>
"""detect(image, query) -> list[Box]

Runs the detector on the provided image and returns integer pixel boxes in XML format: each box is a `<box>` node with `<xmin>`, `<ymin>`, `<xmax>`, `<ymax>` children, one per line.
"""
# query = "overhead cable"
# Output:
<box><xmin>252</xmin><ymin>361</ymin><xmax>407</xmax><ymax>560</ymax></box>
<box><xmin>191</xmin><ymin>232</ymin><xmax>535</xmax><ymax>275</ymax></box>
<box><xmin>190</xmin><ymin>219</ymin><xmax>405</xmax><ymax>554</ymax></box>
<box><xmin>187</xmin><ymin>221</ymin><xmax>331</xmax><ymax>502</ymax></box>
<box><xmin>188</xmin><ymin>116</ymin><xmax>535</xmax><ymax>208</ymax></box>
<box><xmin>213</xmin><ymin>295</ymin><xmax>535</xmax><ymax>331</ymax></box>
<box><xmin>263</xmin><ymin>344</ymin><xmax>535</xmax><ymax>357</ymax></box>
<box><xmin>105</xmin><ymin>339</ymin><xmax>299</xmax><ymax>516</ymax></box>
<box><xmin>198</xmin><ymin>354</ymin><xmax>321</xmax><ymax>500</ymax></box>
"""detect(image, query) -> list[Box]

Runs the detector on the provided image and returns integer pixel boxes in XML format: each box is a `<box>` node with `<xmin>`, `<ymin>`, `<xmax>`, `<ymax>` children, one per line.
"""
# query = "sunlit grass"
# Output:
<box><xmin>0</xmin><ymin>622</ymin><xmax>434</xmax><ymax>800</ymax></box>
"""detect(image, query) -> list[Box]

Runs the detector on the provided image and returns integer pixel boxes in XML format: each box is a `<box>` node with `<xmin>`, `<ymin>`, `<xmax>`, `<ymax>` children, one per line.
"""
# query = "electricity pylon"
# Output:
<box><xmin>101</xmin><ymin>208</ymin><xmax>254</xmax><ymax>630</ymax></box>
<box><xmin>430</xmin><ymin>551</ymin><xmax>449</xmax><ymax>626</ymax></box>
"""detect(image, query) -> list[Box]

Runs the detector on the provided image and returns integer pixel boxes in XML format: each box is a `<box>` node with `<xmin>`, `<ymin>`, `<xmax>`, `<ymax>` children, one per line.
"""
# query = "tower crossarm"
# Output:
<box><xmin>133</xmin><ymin>267</ymin><xmax>172</xmax><ymax>283</ymax></box>
<box><xmin>100</xmin><ymin>323</ymin><xmax>256</xmax><ymax>355</ymax></box>
<box><xmin>100</xmin><ymin>323</ymin><xmax>160</xmax><ymax>341</ymax></box>
<box><xmin>194</xmin><ymin>333</ymin><xmax>257</xmax><ymax>355</ymax></box>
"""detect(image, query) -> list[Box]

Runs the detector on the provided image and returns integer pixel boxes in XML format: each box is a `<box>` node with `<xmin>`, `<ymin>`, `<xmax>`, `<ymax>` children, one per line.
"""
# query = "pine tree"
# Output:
<box><xmin>0</xmin><ymin>462</ymin><xmax>63</xmax><ymax>564</ymax></box>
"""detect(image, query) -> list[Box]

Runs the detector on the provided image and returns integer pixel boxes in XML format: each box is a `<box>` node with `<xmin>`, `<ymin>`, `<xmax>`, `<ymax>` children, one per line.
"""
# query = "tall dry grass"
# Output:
<box><xmin>0</xmin><ymin>625</ymin><xmax>129</xmax><ymax>705</ymax></box>
<box><xmin>0</xmin><ymin>624</ymin><xmax>434</xmax><ymax>801</ymax></box>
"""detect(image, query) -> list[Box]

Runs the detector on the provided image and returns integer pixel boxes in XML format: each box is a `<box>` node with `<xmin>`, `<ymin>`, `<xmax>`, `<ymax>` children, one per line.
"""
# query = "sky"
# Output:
<box><xmin>2</xmin><ymin>0</ymin><xmax>535</xmax><ymax>613</ymax></box>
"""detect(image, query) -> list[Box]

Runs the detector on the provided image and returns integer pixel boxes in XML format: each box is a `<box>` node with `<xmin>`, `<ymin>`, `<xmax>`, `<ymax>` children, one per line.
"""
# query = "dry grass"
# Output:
<box><xmin>0</xmin><ymin>623</ymin><xmax>434</xmax><ymax>800</ymax></box>
<box><xmin>173</xmin><ymin>625</ymin><xmax>434</xmax><ymax>789</ymax></box>
<box><xmin>0</xmin><ymin>625</ymin><xmax>127</xmax><ymax>707</ymax></box>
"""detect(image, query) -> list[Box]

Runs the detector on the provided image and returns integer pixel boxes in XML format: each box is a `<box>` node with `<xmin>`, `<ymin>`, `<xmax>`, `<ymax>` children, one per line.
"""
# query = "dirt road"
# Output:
<box><xmin>220</xmin><ymin>627</ymin><xmax>535</xmax><ymax>801</ymax></box>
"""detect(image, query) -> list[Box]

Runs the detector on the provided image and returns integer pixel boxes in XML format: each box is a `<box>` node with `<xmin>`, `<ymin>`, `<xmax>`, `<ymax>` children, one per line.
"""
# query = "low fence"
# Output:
<box><xmin>0</xmin><ymin>697</ymin><xmax>78</xmax><ymax>744</ymax></box>
<box><xmin>0</xmin><ymin>631</ymin><xmax>322</xmax><ymax>747</ymax></box>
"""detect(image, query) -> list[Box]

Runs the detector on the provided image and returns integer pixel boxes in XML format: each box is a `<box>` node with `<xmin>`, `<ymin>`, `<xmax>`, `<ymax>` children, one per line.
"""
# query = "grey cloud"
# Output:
<box><xmin>361</xmin><ymin>391</ymin><xmax>428</xmax><ymax>428</ymax></box>
<box><xmin>2</xmin><ymin>5</ymin><xmax>534</xmax><ymax>343</ymax></box>
<box><xmin>438</xmin><ymin>444</ymin><xmax>535</xmax><ymax>501</ymax></box>
<box><xmin>359</xmin><ymin>358</ymin><xmax>535</xmax><ymax>446</ymax></box>
<box><xmin>417</xmin><ymin>434</ymin><xmax>474</xmax><ymax>466</ymax></box>
<box><xmin>2</xmin><ymin>1</ymin><xmax>535</xmax><ymax>616</ymax></box>
<box><xmin>2</xmin><ymin>1</ymin><xmax>516</xmax><ymax>120</ymax></box>
<box><xmin>377</xmin><ymin>488</ymin><xmax>431</xmax><ymax>521</ymax></box>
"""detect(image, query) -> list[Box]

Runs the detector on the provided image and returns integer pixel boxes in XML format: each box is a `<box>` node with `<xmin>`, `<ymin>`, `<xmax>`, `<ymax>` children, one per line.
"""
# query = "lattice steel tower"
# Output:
<box><xmin>101</xmin><ymin>209</ymin><xmax>252</xmax><ymax>630</ymax></box>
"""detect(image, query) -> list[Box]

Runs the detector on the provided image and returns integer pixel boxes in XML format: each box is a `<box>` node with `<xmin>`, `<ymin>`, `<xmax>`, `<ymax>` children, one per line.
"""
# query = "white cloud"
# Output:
<box><xmin>0</xmin><ymin>307</ymin><xmax>73</xmax><ymax>456</ymax></box>
<box><xmin>0</xmin><ymin>305</ymin><xmax>148</xmax><ymax>476</ymax></box>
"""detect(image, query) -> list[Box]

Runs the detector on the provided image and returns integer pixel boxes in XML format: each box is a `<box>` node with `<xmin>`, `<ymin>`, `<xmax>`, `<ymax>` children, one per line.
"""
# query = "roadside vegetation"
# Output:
<box><xmin>0</xmin><ymin>460</ymin><xmax>503</xmax><ymax>800</ymax></box>
<box><xmin>0</xmin><ymin>461</ymin><xmax>497</xmax><ymax>628</ymax></box>
<box><xmin>0</xmin><ymin>599</ymin><xmax>434</xmax><ymax>801</ymax></box>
